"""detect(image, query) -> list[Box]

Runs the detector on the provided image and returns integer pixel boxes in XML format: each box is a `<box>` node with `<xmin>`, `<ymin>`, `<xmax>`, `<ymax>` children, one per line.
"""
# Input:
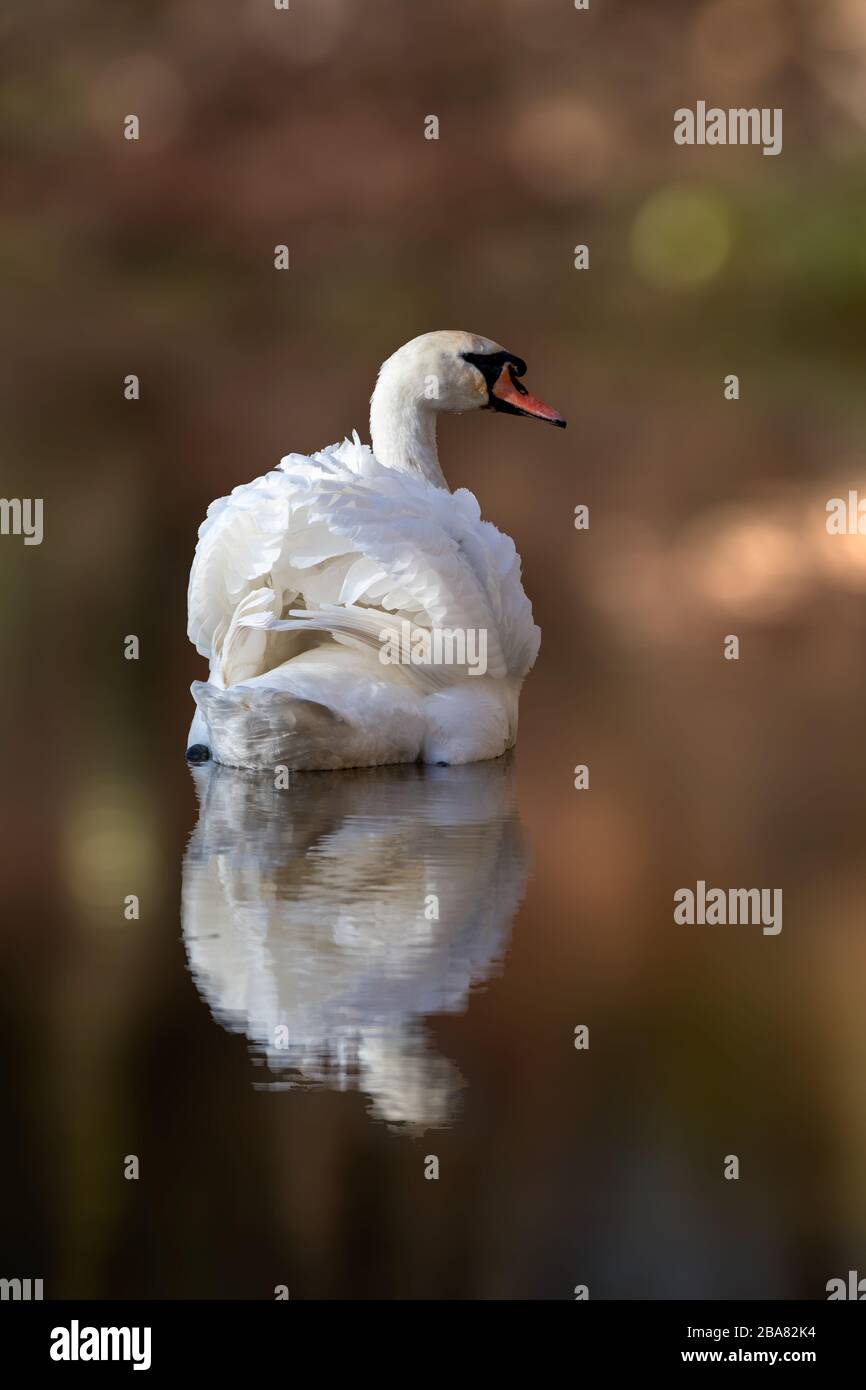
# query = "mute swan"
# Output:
<box><xmin>186</xmin><ymin>330</ymin><xmax>565</xmax><ymax>770</ymax></box>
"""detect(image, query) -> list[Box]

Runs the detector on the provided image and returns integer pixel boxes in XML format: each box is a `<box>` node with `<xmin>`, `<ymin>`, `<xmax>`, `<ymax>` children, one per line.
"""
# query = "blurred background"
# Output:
<box><xmin>2</xmin><ymin>0</ymin><xmax>866</xmax><ymax>1298</ymax></box>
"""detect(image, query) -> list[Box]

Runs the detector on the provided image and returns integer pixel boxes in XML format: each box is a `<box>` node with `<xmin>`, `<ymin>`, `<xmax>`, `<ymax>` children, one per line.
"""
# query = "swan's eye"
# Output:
<box><xmin>508</xmin><ymin>366</ymin><xmax>528</xmax><ymax>397</ymax></box>
<box><xmin>461</xmin><ymin>349</ymin><xmax>527</xmax><ymax>388</ymax></box>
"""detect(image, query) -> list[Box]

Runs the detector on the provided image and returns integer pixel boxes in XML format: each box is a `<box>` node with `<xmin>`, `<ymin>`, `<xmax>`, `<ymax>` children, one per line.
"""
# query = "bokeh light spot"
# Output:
<box><xmin>631</xmin><ymin>186</ymin><xmax>733</xmax><ymax>290</ymax></box>
<box><xmin>64</xmin><ymin>778</ymin><xmax>156</xmax><ymax>928</ymax></box>
<box><xmin>509</xmin><ymin>97</ymin><xmax>613</xmax><ymax>200</ymax></box>
<box><xmin>691</xmin><ymin>0</ymin><xmax>790</xmax><ymax>86</ymax></box>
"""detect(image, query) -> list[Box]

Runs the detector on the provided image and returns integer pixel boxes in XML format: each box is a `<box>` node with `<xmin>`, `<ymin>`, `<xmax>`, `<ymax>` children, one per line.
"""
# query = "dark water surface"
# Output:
<box><xmin>5</xmin><ymin>615</ymin><xmax>865</xmax><ymax>1300</ymax></box>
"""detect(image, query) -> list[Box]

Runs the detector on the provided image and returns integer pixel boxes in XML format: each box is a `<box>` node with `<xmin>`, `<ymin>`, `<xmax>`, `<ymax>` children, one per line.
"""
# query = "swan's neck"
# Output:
<box><xmin>369</xmin><ymin>367</ymin><xmax>449</xmax><ymax>490</ymax></box>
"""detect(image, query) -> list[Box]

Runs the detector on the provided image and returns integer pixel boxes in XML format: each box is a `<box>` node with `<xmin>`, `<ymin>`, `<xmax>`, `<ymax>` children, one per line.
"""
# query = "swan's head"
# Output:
<box><xmin>375</xmin><ymin>330</ymin><xmax>567</xmax><ymax>427</ymax></box>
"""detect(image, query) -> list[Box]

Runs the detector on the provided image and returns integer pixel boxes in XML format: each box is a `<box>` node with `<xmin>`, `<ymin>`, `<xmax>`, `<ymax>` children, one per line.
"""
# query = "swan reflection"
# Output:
<box><xmin>181</xmin><ymin>757</ymin><xmax>530</xmax><ymax>1129</ymax></box>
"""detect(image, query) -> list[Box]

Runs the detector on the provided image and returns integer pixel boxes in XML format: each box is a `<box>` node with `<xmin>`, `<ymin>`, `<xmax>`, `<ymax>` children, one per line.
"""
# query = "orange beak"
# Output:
<box><xmin>491</xmin><ymin>363</ymin><xmax>566</xmax><ymax>428</ymax></box>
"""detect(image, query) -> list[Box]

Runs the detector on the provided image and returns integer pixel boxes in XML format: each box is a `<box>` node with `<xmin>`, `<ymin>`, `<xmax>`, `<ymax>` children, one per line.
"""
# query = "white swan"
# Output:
<box><xmin>186</xmin><ymin>330</ymin><xmax>565</xmax><ymax>770</ymax></box>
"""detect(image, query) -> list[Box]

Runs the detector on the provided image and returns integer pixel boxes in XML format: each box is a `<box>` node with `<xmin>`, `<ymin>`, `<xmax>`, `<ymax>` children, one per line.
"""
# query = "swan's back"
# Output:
<box><xmin>187</xmin><ymin>436</ymin><xmax>540</xmax><ymax>692</ymax></box>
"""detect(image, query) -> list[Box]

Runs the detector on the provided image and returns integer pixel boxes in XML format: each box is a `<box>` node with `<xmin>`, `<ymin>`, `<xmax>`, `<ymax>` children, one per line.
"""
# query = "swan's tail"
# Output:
<box><xmin>192</xmin><ymin>680</ymin><xmax>347</xmax><ymax>771</ymax></box>
<box><xmin>189</xmin><ymin>647</ymin><xmax>426</xmax><ymax>772</ymax></box>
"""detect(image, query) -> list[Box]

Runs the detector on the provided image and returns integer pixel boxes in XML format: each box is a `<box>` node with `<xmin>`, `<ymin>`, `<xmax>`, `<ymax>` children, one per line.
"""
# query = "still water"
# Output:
<box><xmin>5</xmin><ymin>614</ymin><xmax>866</xmax><ymax>1300</ymax></box>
